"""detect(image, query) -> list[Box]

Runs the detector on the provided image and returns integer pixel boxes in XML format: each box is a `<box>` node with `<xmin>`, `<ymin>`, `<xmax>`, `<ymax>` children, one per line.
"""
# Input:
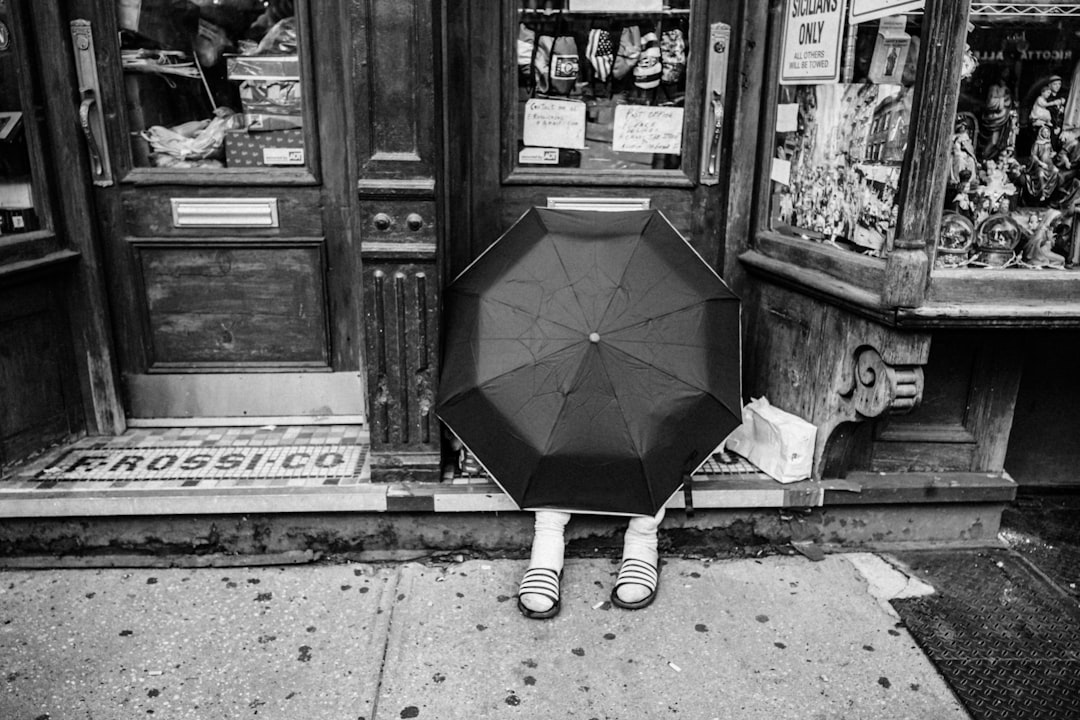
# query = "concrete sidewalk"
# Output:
<box><xmin>0</xmin><ymin>554</ymin><xmax>969</xmax><ymax>720</ymax></box>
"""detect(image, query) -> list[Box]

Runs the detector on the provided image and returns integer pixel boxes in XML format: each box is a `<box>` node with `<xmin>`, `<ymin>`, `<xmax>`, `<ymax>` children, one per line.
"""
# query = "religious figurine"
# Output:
<box><xmin>1022</xmin><ymin>125</ymin><xmax>1061</xmax><ymax>203</ymax></box>
<box><xmin>949</xmin><ymin>116</ymin><xmax>978</xmax><ymax>191</ymax></box>
<box><xmin>1030</xmin><ymin>76</ymin><xmax>1065</xmax><ymax>135</ymax></box>
<box><xmin>1020</xmin><ymin>208</ymin><xmax>1067</xmax><ymax>267</ymax></box>
<box><xmin>975</xmin><ymin>159</ymin><xmax>1017</xmax><ymax>219</ymax></box>
<box><xmin>979</xmin><ymin>78</ymin><xmax>1016</xmax><ymax>160</ymax></box>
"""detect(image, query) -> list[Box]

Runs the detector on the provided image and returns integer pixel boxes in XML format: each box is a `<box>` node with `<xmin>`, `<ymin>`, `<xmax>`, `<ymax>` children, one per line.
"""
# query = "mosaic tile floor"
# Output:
<box><xmin>1</xmin><ymin>426</ymin><xmax>371</xmax><ymax>490</ymax></box>
<box><xmin>1</xmin><ymin>427</ymin><xmax>794</xmax><ymax>517</ymax></box>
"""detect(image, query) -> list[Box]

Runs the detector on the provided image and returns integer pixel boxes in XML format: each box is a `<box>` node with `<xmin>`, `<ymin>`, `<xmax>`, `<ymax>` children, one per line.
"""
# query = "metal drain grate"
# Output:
<box><xmin>891</xmin><ymin>549</ymin><xmax>1080</xmax><ymax>720</ymax></box>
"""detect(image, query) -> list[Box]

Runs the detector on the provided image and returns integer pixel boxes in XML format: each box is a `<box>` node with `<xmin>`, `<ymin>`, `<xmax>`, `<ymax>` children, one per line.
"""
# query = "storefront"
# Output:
<box><xmin>1</xmin><ymin>0</ymin><xmax>1074</xmax><ymax>550</ymax></box>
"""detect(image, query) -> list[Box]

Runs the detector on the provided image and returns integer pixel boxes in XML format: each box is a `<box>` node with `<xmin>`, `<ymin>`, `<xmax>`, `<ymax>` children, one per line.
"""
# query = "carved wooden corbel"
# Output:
<box><xmin>814</xmin><ymin>345</ymin><xmax>925</xmax><ymax>479</ymax></box>
<box><xmin>840</xmin><ymin>345</ymin><xmax>924</xmax><ymax>419</ymax></box>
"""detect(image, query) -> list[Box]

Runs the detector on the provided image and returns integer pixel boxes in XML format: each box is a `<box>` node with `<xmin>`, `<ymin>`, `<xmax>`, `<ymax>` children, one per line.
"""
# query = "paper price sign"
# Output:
<box><xmin>522</xmin><ymin>98</ymin><xmax>587</xmax><ymax>150</ymax></box>
<box><xmin>612</xmin><ymin>105</ymin><xmax>684</xmax><ymax>154</ymax></box>
<box><xmin>780</xmin><ymin>0</ymin><xmax>845</xmax><ymax>84</ymax></box>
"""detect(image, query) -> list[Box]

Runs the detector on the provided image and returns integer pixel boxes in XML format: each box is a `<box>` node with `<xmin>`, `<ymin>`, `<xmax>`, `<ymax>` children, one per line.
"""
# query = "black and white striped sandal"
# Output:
<box><xmin>610</xmin><ymin>557</ymin><xmax>659</xmax><ymax>610</ymax></box>
<box><xmin>517</xmin><ymin>567</ymin><xmax>562</xmax><ymax>620</ymax></box>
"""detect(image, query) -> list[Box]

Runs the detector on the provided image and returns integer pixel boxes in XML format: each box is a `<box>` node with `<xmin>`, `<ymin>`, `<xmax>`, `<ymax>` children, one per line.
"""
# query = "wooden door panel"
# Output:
<box><xmin>121</xmin><ymin>188</ymin><xmax>323</xmax><ymax>237</ymax></box>
<box><xmin>60</xmin><ymin>0</ymin><xmax>364</xmax><ymax>422</ymax></box>
<box><xmin>872</xmin><ymin>332</ymin><xmax>1022</xmax><ymax>473</ymax></box>
<box><xmin>136</xmin><ymin>243</ymin><xmax>328</xmax><ymax>367</ymax></box>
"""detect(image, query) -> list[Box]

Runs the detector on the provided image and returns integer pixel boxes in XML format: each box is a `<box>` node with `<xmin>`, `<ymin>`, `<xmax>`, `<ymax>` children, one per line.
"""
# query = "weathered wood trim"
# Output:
<box><xmin>0</xmin><ymin>249</ymin><xmax>79</xmax><ymax>281</ymax></box>
<box><xmin>740</xmin><ymin>249</ymin><xmax>894</xmax><ymax>324</ymax></box>
<box><xmin>351</xmin><ymin>0</ymin><xmax>435</xmax><ymax>180</ymax></box>
<box><xmin>722</xmin><ymin>0</ymin><xmax>771</xmax><ymax>296</ymax></box>
<box><xmin>885</xmin><ymin>0</ymin><xmax>971</xmax><ymax>306</ymax></box>
<box><xmin>747</xmin><ymin>282</ymin><xmax>931</xmax><ymax>480</ymax></box>
<box><xmin>823</xmin><ymin>471</ymin><xmax>1016</xmax><ymax>505</ymax></box>
<box><xmin>362</xmin><ymin>262</ymin><xmax>440</xmax><ymax>481</ymax></box>
<box><xmin>32</xmin><ymin>0</ymin><xmax>125</xmax><ymax>435</ymax></box>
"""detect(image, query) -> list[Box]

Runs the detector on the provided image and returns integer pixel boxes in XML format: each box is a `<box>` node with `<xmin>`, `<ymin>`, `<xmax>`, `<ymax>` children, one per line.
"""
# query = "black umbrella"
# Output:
<box><xmin>436</xmin><ymin>208</ymin><xmax>741</xmax><ymax>516</ymax></box>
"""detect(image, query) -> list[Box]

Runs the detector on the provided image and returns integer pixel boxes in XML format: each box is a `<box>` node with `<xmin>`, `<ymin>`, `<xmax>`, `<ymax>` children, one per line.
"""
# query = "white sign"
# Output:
<box><xmin>519</xmin><ymin>147</ymin><xmax>560</xmax><ymax>165</ymax></box>
<box><xmin>522</xmin><ymin>98</ymin><xmax>586</xmax><ymax>150</ymax></box>
<box><xmin>776</xmin><ymin>103</ymin><xmax>800</xmax><ymax>133</ymax></box>
<box><xmin>568</xmin><ymin>0</ymin><xmax>662</xmax><ymax>10</ymax></box>
<box><xmin>780</xmin><ymin>0</ymin><xmax>845</xmax><ymax>85</ymax></box>
<box><xmin>850</xmin><ymin>0</ymin><xmax>924</xmax><ymax>24</ymax></box>
<box><xmin>612</xmin><ymin>105</ymin><xmax>684</xmax><ymax>154</ymax></box>
<box><xmin>771</xmin><ymin>158</ymin><xmax>792</xmax><ymax>186</ymax></box>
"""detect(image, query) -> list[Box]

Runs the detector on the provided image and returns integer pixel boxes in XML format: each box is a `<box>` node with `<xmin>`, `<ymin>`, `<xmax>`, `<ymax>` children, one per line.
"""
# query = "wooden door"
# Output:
<box><xmin>446</xmin><ymin>0</ymin><xmax>737</xmax><ymax>277</ymax></box>
<box><xmin>62</xmin><ymin>0</ymin><xmax>364</xmax><ymax>424</ymax></box>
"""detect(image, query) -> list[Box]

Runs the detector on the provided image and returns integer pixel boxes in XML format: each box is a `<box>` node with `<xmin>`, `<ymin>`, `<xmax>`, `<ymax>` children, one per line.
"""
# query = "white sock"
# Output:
<box><xmin>615</xmin><ymin>506</ymin><xmax>665</xmax><ymax>604</ymax></box>
<box><xmin>520</xmin><ymin>510</ymin><xmax>571</xmax><ymax>613</ymax></box>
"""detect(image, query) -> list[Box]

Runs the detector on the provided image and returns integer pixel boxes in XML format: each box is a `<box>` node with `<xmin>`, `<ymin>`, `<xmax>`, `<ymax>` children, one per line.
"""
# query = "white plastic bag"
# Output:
<box><xmin>725</xmin><ymin>397</ymin><xmax>817</xmax><ymax>483</ymax></box>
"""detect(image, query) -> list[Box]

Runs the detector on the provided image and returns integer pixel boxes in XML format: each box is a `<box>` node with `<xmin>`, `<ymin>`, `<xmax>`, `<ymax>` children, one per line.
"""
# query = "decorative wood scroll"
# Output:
<box><xmin>838</xmin><ymin>345</ymin><xmax>923</xmax><ymax>419</ymax></box>
<box><xmin>746</xmin><ymin>282</ymin><xmax>931</xmax><ymax>480</ymax></box>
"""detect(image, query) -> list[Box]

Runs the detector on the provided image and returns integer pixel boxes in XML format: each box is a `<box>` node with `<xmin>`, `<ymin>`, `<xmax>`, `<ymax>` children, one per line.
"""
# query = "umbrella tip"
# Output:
<box><xmin>589</xmin><ymin>332</ymin><xmax>601</xmax><ymax>344</ymax></box>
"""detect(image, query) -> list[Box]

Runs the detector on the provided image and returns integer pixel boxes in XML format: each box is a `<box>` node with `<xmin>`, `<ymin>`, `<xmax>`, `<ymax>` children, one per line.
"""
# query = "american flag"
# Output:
<box><xmin>586</xmin><ymin>29</ymin><xmax>614</xmax><ymax>83</ymax></box>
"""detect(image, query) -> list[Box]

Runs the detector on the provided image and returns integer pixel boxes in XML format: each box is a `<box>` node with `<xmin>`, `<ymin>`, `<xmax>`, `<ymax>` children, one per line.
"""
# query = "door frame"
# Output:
<box><xmin>58</xmin><ymin>0</ymin><xmax>366</xmax><ymax>425</ymax></box>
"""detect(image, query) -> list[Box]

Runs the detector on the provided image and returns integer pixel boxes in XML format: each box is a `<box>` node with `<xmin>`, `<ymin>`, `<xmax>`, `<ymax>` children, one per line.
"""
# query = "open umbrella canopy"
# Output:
<box><xmin>436</xmin><ymin>208</ymin><xmax>741</xmax><ymax>516</ymax></box>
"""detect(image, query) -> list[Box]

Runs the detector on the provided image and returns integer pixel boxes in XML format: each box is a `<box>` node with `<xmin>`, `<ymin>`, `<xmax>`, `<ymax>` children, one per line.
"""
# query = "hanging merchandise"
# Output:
<box><xmin>659</xmin><ymin>27</ymin><xmax>686</xmax><ymax>84</ymax></box>
<box><xmin>533</xmin><ymin>34</ymin><xmax>554</xmax><ymax>94</ymax></box>
<box><xmin>633</xmin><ymin>25</ymin><xmax>662</xmax><ymax>89</ymax></box>
<box><xmin>586</xmin><ymin>28</ymin><xmax>615</xmax><ymax>83</ymax></box>
<box><xmin>518</xmin><ymin>23</ymin><xmax>537</xmax><ymax>69</ymax></box>
<box><xmin>613</xmin><ymin>25</ymin><xmax>641</xmax><ymax>80</ymax></box>
<box><xmin>549</xmin><ymin>34</ymin><xmax>580</xmax><ymax>95</ymax></box>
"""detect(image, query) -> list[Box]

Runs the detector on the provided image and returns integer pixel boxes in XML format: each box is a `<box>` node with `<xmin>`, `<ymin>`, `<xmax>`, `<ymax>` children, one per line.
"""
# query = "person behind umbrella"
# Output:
<box><xmin>518</xmin><ymin>508</ymin><xmax>664</xmax><ymax>619</ymax></box>
<box><xmin>435</xmin><ymin>207</ymin><xmax>742</xmax><ymax>622</ymax></box>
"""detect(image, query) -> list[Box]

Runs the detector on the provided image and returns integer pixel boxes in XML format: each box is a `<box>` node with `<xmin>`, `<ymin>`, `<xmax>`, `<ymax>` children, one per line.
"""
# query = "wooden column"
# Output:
<box><xmin>886</xmin><ymin>0</ymin><xmax>971</xmax><ymax>307</ymax></box>
<box><xmin>351</xmin><ymin>0</ymin><xmax>442</xmax><ymax>481</ymax></box>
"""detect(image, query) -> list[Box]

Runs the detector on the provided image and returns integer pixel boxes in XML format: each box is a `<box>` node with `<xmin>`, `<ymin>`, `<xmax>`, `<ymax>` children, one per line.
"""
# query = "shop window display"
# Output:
<box><xmin>768</xmin><ymin>8</ymin><xmax>923</xmax><ymax>258</ymax></box>
<box><xmin>515</xmin><ymin>0</ymin><xmax>690</xmax><ymax>172</ymax></box>
<box><xmin>0</xmin><ymin>0</ymin><xmax>36</xmax><ymax>235</ymax></box>
<box><xmin>945</xmin><ymin>4</ymin><xmax>1080</xmax><ymax>269</ymax></box>
<box><xmin>117</xmin><ymin>0</ymin><xmax>303</xmax><ymax>170</ymax></box>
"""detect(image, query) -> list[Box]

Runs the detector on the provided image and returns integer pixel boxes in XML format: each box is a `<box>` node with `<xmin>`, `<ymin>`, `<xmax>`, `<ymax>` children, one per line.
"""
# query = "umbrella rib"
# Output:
<box><xmin>595</xmin><ymin>233</ymin><xmax>644</xmax><ymax>333</ymax></box>
<box><xmin>600</xmin><ymin>341</ymin><xmax>741</xmax><ymax>421</ymax></box>
<box><xmin>602</xmin><ymin>297</ymin><xmax>722</xmax><ymax>337</ymax></box>
<box><xmin>594</xmin><ymin>346</ymin><xmax>658</xmax><ymax>513</ymax></box>
<box><xmin>548</xmin><ymin>235</ymin><xmax>617</xmax><ymax>333</ymax></box>
<box><xmin>452</xmin><ymin>290</ymin><xmax>589</xmax><ymax>338</ymax></box>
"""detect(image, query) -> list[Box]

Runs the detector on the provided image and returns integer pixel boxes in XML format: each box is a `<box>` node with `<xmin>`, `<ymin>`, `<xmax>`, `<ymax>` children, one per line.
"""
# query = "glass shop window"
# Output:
<box><xmin>941</xmin><ymin>4</ymin><xmax>1080</xmax><ymax>270</ymax></box>
<box><xmin>0</xmin><ymin>0</ymin><xmax>37</xmax><ymax>236</ymax></box>
<box><xmin>515</xmin><ymin>0</ymin><xmax>691</xmax><ymax>172</ymax></box>
<box><xmin>767</xmin><ymin>4</ymin><xmax>924</xmax><ymax>259</ymax></box>
<box><xmin>117</xmin><ymin>0</ymin><xmax>305</xmax><ymax>170</ymax></box>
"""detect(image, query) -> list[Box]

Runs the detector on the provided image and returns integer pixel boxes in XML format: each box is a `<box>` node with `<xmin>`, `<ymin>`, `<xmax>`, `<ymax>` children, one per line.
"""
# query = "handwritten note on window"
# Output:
<box><xmin>612</xmin><ymin>106</ymin><xmax>684</xmax><ymax>155</ymax></box>
<box><xmin>523</xmin><ymin>98</ymin><xmax>586</xmax><ymax>150</ymax></box>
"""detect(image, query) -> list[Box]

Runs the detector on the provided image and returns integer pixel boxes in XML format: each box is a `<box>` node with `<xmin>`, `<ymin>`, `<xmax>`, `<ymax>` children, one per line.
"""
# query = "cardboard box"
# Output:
<box><xmin>226</xmin><ymin>55</ymin><xmax>301</xmax><ymax>81</ymax></box>
<box><xmin>238</xmin><ymin>80</ymin><xmax>302</xmax><ymax>120</ymax></box>
<box><xmin>225</xmin><ymin>129</ymin><xmax>305</xmax><ymax>167</ymax></box>
<box><xmin>227</xmin><ymin>55</ymin><xmax>303</xmax><ymax>128</ymax></box>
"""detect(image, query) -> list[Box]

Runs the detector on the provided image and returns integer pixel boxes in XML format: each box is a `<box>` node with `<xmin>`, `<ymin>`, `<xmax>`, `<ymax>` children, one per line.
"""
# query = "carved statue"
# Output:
<box><xmin>1021</xmin><ymin>208</ymin><xmax>1066</xmax><ymax>267</ymax></box>
<box><xmin>979</xmin><ymin>78</ymin><xmax>1016</xmax><ymax>160</ymax></box>
<box><xmin>1030</xmin><ymin>75</ymin><xmax>1065</xmax><ymax>135</ymax></box>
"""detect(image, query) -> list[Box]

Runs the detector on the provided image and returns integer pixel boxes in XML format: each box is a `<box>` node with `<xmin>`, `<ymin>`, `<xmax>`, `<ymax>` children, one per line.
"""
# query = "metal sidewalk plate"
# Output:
<box><xmin>891</xmin><ymin>549</ymin><xmax>1080</xmax><ymax>720</ymax></box>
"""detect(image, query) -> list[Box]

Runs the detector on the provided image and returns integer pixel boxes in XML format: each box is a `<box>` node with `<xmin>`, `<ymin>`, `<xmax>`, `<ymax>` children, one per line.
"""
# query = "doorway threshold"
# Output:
<box><xmin>0</xmin><ymin>427</ymin><xmax>1016</xmax><ymax>518</ymax></box>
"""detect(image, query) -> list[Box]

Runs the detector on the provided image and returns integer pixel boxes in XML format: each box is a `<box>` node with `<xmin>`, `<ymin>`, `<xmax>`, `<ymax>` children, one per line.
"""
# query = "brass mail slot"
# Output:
<box><xmin>546</xmin><ymin>197</ymin><xmax>651</xmax><ymax>212</ymax></box>
<box><xmin>170</xmin><ymin>198</ymin><xmax>280</xmax><ymax>228</ymax></box>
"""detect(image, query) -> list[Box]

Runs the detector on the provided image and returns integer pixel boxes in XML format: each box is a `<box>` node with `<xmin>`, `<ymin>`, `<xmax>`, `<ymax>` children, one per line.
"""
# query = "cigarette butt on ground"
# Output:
<box><xmin>668</xmin><ymin>662</ymin><xmax>682</xmax><ymax>672</ymax></box>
